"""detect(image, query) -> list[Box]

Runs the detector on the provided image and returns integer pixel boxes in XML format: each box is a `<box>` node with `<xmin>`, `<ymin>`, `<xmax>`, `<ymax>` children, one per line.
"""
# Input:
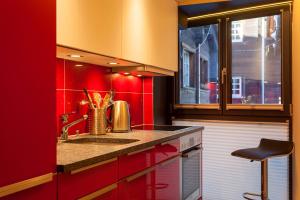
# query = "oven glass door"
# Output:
<box><xmin>181</xmin><ymin>147</ymin><xmax>201</xmax><ymax>200</ymax></box>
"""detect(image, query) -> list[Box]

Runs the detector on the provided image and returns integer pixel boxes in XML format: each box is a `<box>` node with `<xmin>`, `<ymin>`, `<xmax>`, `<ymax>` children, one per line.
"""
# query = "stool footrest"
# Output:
<box><xmin>243</xmin><ymin>192</ymin><xmax>262</xmax><ymax>200</ymax></box>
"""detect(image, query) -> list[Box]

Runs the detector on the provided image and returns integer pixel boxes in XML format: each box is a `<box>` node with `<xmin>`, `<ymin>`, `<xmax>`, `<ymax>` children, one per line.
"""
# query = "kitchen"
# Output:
<box><xmin>0</xmin><ymin>0</ymin><xmax>299</xmax><ymax>200</ymax></box>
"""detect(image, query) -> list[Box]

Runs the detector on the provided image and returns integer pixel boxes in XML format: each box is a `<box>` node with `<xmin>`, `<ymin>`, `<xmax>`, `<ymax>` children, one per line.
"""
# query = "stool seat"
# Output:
<box><xmin>231</xmin><ymin>138</ymin><xmax>294</xmax><ymax>200</ymax></box>
<box><xmin>231</xmin><ymin>138</ymin><xmax>294</xmax><ymax>161</ymax></box>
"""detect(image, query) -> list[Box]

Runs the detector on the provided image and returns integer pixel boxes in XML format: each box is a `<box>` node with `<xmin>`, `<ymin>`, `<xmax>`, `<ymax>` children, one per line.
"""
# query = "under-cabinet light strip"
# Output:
<box><xmin>187</xmin><ymin>1</ymin><xmax>292</xmax><ymax>21</ymax></box>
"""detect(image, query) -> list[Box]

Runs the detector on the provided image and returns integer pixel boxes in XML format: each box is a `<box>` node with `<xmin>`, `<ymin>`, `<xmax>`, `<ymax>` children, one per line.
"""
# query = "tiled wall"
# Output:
<box><xmin>56</xmin><ymin>58</ymin><xmax>153</xmax><ymax>136</ymax></box>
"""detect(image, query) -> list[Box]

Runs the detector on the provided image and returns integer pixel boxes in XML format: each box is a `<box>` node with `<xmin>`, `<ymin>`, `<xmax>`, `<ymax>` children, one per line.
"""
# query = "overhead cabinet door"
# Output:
<box><xmin>147</xmin><ymin>0</ymin><xmax>178</xmax><ymax>72</ymax></box>
<box><xmin>57</xmin><ymin>0</ymin><xmax>122</xmax><ymax>58</ymax></box>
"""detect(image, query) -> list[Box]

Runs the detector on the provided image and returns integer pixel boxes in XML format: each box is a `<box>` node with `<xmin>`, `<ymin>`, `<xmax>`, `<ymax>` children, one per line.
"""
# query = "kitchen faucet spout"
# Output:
<box><xmin>61</xmin><ymin>115</ymin><xmax>88</xmax><ymax>140</ymax></box>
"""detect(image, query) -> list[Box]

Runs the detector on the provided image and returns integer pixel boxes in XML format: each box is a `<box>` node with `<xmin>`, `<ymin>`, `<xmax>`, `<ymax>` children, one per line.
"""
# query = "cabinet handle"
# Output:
<box><xmin>70</xmin><ymin>158</ymin><xmax>117</xmax><ymax>174</ymax></box>
<box><xmin>127</xmin><ymin>146</ymin><xmax>155</xmax><ymax>156</ymax></box>
<box><xmin>0</xmin><ymin>173</ymin><xmax>53</xmax><ymax>198</ymax></box>
<box><xmin>126</xmin><ymin>167</ymin><xmax>155</xmax><ymax>182</ymax></box>
<box><xmin>221</xmin><ymin>68</ymin><xmax>227</xmax><ymax>85</ymax></box>
<box><xmin>78</xmin><ymin>183</ymin><xmax>117</xmax><ymax>200</ymax></box>
<box><xmin>181</xmin><ymin>148</ymin><xmax>201</xmax><ymax>158</ymax></box>
<box><xmin>161</xmin><ymin>140</ymin><xmax>174</xmax><ymax>146</ymax></box>
<box><xmin>159</xmin><ymin>155</ymin><xmax>179</xmax><ymax>167</ymax></box>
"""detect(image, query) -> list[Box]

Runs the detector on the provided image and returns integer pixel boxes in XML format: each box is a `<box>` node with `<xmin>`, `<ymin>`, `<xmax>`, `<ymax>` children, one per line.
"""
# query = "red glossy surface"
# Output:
<box><xmin>0</xmin><ymin>0</ymin><xmax>56</xmax><ymax>197</ymax></box>
<box><xmin>118</xmin><ymin>156</ymin><xmax>180</xmax><ymax>200</ymax></box>
<box><xmin>112</xmin><ymin>73</ymin><xmax>143</xmax><ymax>93</ymax></box>
<box><xmin>118</xmin><ymin>169</ymin><xmax>156</xmax><ymax>200</ymax></box>
<box><xmin>94</xmin><ymin>189</ymin><xmax>117</xmax><ymax>200</ymax></box>
<box><xmin>143</xmin><ymin>93</ymin><xmax>154</xmax><ymax>125</ymax></box>
<box><xmin>1</xmin><ymin>177</ymin><xmax>57</xmax><ymax>200</ymax></box>
<box><xmin>65</xmin><ymin>60</ymin><xmax>111</xmax><ymax>91</ymax></box>
<box><xmin>155</xmin><ymin>156</ymin><xmax>180</xmax><ymax>200</ymax></box>
<box><xmin>118</xmin><ymin>148</ymin><xmax>156</xmax><ymax>179</ymax></box>
<box><xmin>143</xmin><ymin>77</ymin><xmax>153</xmax><ymax>94</ymax></box>
<box><xmin>58</xmin><ymin>160</ymin><xmax>118</xmax><ymax>200</ymax></box>
<box><xmin>155</xmin><ymin>139</ymin><xmax>180</xmax><ymax>164</ymax></box>
<box><xmin>56</xmin><ymin>58</ymin><xmax>65</xmax><ymax>89</ymax></box>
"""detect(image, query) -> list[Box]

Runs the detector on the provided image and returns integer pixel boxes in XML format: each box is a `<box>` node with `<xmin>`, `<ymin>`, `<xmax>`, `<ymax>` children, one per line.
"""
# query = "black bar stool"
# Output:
<box><xmin>231</xmin><ymin>138</ymin><xmax>294</xmax><ymax>200</ymax></box>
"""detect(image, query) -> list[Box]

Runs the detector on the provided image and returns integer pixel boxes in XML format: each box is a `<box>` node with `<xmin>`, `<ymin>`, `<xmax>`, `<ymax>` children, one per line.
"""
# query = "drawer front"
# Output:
<box><xmin>81</xmin><ymin>183</ymin><xmax>117</xmax><ymax>200</ymax></box>
<box><xmin>58</xmin><ymin>159</ymin><xmax>118</xmax><ymax>200</ymax></box>
<box><xmin>155</xmin><ymin>139</ymin><xmax>180</xmax><ymax>163</ymax></box>
<box><xmin>117</xmin><ymin>167</ymin><xmax>156</xmax><ymax>200</ymax></box>
<box><xmin>118</xmin><ymin>146</ymin><xmax>156</xmax><ymax>179</ymax></box>
<box><xmin>155</xmin><ymin>156</ymin><xmax>180</xmax><ymax>200</ymax></box>
<box><xmin>93</xmin><ymin>188</ymin><xmax>117</xmax><ymax>200</ymax></box>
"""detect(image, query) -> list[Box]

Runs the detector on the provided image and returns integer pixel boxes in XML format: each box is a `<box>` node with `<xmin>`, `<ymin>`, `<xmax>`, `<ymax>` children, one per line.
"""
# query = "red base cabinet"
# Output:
<box><xmin>58</xmin><ymin>159</ymin><xmax>118</xmax><ymax>200</ymax></box>
<box><xmin>155</xmin><ymin>156</ymin><xmax>180</xmax><ymax>200</ymax></box>
<box><xmin>117</xmin><ymin>139</ymin><xmax>180</xmax><ymax>200</ymax></box>
<box><xmin>117</xmin><ymin>156</ymin><xmax>180</xmax><ymax>200</ymax></box>
<box><xmin>118</xmin><ymin>167</ymin><xmax>156</xmax><ymax>200</ymax></box>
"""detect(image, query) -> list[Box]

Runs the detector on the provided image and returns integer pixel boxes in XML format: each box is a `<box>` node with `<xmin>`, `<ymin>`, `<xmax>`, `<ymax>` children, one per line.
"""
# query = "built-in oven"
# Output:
<box><xmin>180</xmin><ymin>131</ymin><xmax>202</xmax><ymax>200</ymax></box>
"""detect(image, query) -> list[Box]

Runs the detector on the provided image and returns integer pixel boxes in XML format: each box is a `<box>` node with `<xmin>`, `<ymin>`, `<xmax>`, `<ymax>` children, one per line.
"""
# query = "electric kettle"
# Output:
<box><xmin>110</xmin><ymin>100</ymin><xmax>131</xmax><ymax>132</ymax></box>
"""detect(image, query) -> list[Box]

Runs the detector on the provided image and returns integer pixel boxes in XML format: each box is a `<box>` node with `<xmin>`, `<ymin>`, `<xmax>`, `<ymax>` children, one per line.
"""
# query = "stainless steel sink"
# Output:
<box><xmin>64</xmin><ymin>137</ymin><xmax>140</xmax><ymax>145</ymax></box>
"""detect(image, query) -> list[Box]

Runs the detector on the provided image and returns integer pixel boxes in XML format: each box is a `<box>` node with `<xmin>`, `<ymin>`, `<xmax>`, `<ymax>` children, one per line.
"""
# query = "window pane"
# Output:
<box><xmin>231</xmin><ymin>15</ymin><xmax>282</xmax><ymax>104</ymax></box>
<box><xmin>179</xmin><ymin>24</ymin><xmax>219</xmax><ymax>104</ymax></box>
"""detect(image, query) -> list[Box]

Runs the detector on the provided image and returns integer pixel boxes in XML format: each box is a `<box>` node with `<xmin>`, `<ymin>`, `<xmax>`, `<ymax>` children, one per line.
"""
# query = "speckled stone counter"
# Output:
<box><xmin>57</xmin><ymin>126</ymin><xmax>203</xmax><ymax>173</ymax></box>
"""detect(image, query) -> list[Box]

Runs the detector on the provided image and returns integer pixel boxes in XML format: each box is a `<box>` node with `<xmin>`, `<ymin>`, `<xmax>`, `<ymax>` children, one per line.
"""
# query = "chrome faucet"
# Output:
<box><xmin>61</xmin><ymin>115</ymin><xmax>88</xmax><ymax>140</ymax></box>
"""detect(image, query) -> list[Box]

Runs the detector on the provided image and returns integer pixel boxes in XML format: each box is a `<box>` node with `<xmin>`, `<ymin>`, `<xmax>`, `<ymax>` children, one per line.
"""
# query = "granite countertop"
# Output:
<box><xmin>57</xmin><ymin>126</ymin><xmax>204</xmax><ymax>173</ymax></box>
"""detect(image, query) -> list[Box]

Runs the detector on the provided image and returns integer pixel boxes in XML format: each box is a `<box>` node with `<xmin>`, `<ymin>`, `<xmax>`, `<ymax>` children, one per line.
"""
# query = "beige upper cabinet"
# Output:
<box><xmin>148</xmin><ymin>0</ymin><xmax>178</xmax><ymax>72</ymax></box>
<box><xmin>122</xmin><ymin>0</ymin><xmax>178</xmax><ymax>71</ymax></box>
<box><xmin>57</xmin><ymin>0</ymin><xmax>122</xmax><ymax>58</ymax></box>
<box><xmin>57</xmin><ymin>0</ymin><xmax>178</xmax><ymax>72</ymax></box>
<box><xmin>121</xmin><ymin>0</ymin><xmax>151</xmax><ymax>65</ymax></box>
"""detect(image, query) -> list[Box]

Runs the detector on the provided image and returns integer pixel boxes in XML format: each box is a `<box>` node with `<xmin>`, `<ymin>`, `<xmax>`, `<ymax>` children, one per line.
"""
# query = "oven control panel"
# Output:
<box><xmin>180</xmin><ymin>131</ymin><xmax>202</xmax><ymax>152</ymax></box>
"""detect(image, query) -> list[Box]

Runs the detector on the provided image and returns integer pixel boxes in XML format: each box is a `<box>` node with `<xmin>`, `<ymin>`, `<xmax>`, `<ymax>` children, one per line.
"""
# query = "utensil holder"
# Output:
<box><xmin>88</xmin><ymin>108</ymin><xmax>107</xmax><ymax>135</ymax></box>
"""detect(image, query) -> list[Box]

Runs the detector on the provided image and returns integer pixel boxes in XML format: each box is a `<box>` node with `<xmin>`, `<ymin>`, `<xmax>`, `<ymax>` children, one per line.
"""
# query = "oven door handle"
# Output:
<box><xmin>181</xmin><ymin>147</ymin><xmax>202</xmax><ymax>158</ymax></box>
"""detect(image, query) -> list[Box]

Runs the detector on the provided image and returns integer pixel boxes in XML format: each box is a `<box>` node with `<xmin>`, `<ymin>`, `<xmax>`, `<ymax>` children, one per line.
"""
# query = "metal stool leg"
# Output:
<box><xmin>243</xmin><ymin>160</ymin><xmax>269</xmax><ymax>200</ymax></box>
<box><xmin>261</xmin><ymin>160</ymin><xmax>268</xmax><ymax>200</ymax></box>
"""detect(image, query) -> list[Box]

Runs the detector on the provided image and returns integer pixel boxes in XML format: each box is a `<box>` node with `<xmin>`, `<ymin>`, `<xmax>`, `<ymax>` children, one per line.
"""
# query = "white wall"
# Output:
<box><xmin>292</xmin><ymin>0</ymin><xmax>300</xmax><ymax>199</ymax></box>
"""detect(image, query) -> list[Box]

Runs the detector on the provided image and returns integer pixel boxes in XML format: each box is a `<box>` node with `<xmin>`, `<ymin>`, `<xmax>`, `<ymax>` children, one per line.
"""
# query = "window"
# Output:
<box><xmin>231</xmin><ymin>15</ymin><xmax>282</xmax><ymax>105</ymax></box>
<box><xmin>176</xmin><ymin>5</ymin><xmax>291</xmax><ymax>117</ymax></box>
<box><xmin>232</xmin><ymin>76</ymin><xmax>242</xmax><ymax>99</ymax></box>
<box><xmin>179</xmin><ymin>24</ymin><xmax>219</xmax><ymax>105</ymax></box>
<box><xmin>232</xmin><ymin>21</ymin><xmax>243</xmax><ymax>42</ymax></box>
<box><xmin>183</xmin><ymin>49</ymin><xmax>190</xmax><ymax>87</ymax></box>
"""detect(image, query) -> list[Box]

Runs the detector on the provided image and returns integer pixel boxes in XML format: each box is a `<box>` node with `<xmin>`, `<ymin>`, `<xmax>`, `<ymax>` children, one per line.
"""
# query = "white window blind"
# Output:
<box><xmin>173</xmin><ymin>120</ymin><xmax>289</xmax><ymax>200</ymax></box>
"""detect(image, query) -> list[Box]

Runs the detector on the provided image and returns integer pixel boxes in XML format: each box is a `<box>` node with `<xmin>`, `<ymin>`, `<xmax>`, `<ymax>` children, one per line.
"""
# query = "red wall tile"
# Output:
<box><xmin>65</xmin><ymin>60</ymin><xmax>111</xmax><ymax>91</ymax></box>
<box><xmin>56</xmin><ymin>58</ymin><xmax>64</xmax><ymax>89</ymax></box>
<box><xmin>143</xmin><ymin>77</ymin><xmax>153</xmax><ymax>94</ymax></box>
<box><xmin>143</xmin><ymin>94</ymin><xmax>154</xmax><ymax>125</ymax></box>
<box><xmin>112</xmin><ymin>73</ymin><xmax>143</xmax><ymax>93</ymax></box>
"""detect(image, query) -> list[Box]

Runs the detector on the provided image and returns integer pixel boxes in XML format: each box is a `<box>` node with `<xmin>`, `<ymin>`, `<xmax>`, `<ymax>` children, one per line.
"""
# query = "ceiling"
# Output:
<box><xmin>179</xmin><ymin>0</ymin><xmax>290</xmax><ymax>17</ymax></box>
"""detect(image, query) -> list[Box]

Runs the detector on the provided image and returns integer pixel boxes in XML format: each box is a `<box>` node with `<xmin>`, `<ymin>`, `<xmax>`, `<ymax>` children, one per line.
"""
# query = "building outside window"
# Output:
<box><xmin>182</xmin><ymin>49</ymin><xmax>190</xmax><ymax>88</ymax></box>
<box><xmin>231</xmin><ymin>15</ymin><xmax>281</xmax><ymax>104</ymax></box>
<box><xmin>232</xmin><ymin>21</ymin><xmax>243</xmax><ymax>42</ymax></box>
<box><xmin>232</xmin><ymin>76</ymin><xmax>242</xmax><ymax>99</ymax></box>
<box><xmin>179</xmin><ymin>24</ymin><xmax>219</xmax><ymax>104</ymax></box>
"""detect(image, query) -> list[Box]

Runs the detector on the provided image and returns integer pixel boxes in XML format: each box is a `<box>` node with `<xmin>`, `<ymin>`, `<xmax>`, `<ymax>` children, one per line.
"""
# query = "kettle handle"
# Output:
<box><xmin>105</xmin><ymin>103</ymin><xmax>113</xmax><ymax>124</ymax></box>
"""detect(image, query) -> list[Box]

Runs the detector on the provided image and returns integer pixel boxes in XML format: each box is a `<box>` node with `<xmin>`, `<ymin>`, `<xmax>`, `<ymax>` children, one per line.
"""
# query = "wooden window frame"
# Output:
<box><xmin>174</xmin><ymin>4</ymin><xmax>292</xmax><ymax>119</ymax></box>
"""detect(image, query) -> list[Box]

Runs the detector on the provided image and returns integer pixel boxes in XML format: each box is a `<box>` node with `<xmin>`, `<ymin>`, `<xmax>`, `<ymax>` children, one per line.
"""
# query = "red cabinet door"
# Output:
<box><xmin>118</xmin><ymin>146</ymin><xmax>156</xmax><ymax>179</ymax></box>
<box><xmin>155</xmin><ymin>156</ymin><xmax>180</xmax><ymax>200</ymax></box>
<box><xmin>155</xmin><ymin>139</ymin><xmax>180</xmax><ymax>163</ymax></box>
<box><xmin>0</xmin><ymin>0</ymin><xmax>56</xmax><ymax>199</ymax></box>
<box><xmin>118</xmin><ymin>167</ymin><xmax>156</xmax><ymax>200</ymax></box>
<box><xmin>93</xmin><ymin>186</ymin><xmax>117</xmax><ymax>200</ymax></box>
<box><xmin>58</xmin><ymin>159</ymin><xmax>118</xmax><ymax>200</ymax></box>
